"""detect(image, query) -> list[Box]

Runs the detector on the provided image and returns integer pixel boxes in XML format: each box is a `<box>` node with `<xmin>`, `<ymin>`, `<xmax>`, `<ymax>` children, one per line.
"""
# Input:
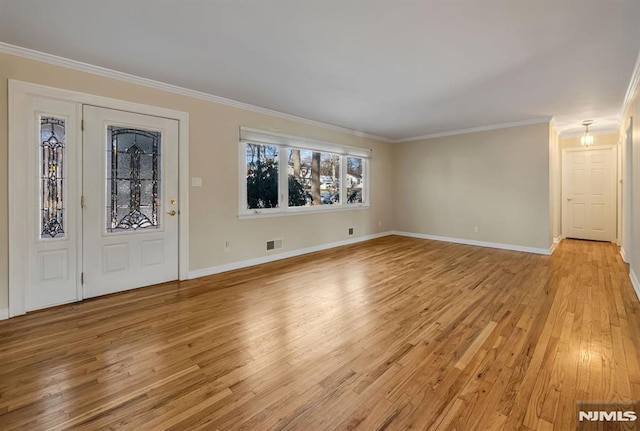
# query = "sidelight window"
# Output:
<box><xmin>40</xmin><ymin>116</ymin><xmax>66</xmax><ymax>239</ymax></box>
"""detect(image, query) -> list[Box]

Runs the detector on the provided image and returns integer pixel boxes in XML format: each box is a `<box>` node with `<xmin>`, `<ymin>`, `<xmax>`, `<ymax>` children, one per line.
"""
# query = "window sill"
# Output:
<box><xmin>238</xmin><ymin>204</ymin><xmax>369</xmax><ymax>220</ymax></box>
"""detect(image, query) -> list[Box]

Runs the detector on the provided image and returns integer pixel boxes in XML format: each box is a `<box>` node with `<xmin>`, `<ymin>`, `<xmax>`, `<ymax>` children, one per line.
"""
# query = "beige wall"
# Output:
<box><xmin>0</xmin><ymin>52</ymin><xmax>395</xmax><ymax>310</ymax></box>
<box><xmin>392</xmin><ymin>123</ymin><xmax>551</xmax><ymax>250</ymax></box>
<box><xmin>621</xmin><ymin>79</ymin><xmax>640</xmax><ymax>281</ymax></box>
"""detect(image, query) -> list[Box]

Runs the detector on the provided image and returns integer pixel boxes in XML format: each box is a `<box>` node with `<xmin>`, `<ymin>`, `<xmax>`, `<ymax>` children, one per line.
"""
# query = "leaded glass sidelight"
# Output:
<box><xmin>107</xmin><ymin>127</ymin><xmax>161</xmax><ymax>232</ymax></box>
<box><xmin>40</xmin><ymin>117</ymin><xmax>66</xmax><ymax>239</ymax></box>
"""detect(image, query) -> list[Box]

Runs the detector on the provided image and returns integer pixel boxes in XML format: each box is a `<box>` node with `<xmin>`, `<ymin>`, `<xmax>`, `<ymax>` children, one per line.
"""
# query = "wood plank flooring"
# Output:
<box><xmin>1</xmin><ymin>236</ymin><xmax>639</xmax><ymax>430</ymax></box>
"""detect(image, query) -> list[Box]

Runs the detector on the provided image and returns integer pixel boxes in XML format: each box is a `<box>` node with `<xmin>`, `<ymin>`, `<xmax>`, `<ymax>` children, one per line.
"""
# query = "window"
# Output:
<box><xmin>239</xmin><ymin>128</ymin><xmax>370</xmax><ymax>217</ymax></box>
<box><xmin>287</xmin><ymin>149</ymin><xmax>340</xmax><ymax>207</ymax></box>
<box><xmin>245</xmin><ymin>143</ymin><xmax>279</xmax><ymax>209</ymax></box>
<box><xmin>346</xmin><ymin>156</ymin><xmax>365</xmax><ymax>204</ymax></box>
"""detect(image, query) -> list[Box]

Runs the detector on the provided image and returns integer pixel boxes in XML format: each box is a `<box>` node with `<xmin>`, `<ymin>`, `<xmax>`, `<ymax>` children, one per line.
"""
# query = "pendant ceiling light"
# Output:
<box><xmin>581</xmin><ymin>120</ymin><xmax>594</xmax><ymax>147</ymax></box>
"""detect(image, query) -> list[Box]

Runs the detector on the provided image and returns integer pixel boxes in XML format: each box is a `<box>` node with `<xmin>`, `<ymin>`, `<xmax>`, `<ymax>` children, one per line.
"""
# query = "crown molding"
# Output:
<box><xmin>6</xmin><ymin>41</ymin><xmax>629</xmax><ymax>145</ymax></box>
<box><xmin>0</xmin><ymin>42</ymin><xmax>392</xmax><ymax>143</ymax></box>
<box><xmin>391</xmin><ymin>117</ymin><xmax>553</xmax><ymax>143</ymax></box>
<box><xmin>621</xmin><ymin>49</ymin><xmax>640</xmax><ymax>119</ymax></box>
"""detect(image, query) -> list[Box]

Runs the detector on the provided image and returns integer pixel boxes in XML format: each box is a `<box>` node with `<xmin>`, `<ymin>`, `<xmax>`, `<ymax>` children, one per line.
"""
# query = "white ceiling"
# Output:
<box><xmin>1</xmin><ymin>0</ymin><xmax>639</xmax><ymax>141</ymax></box>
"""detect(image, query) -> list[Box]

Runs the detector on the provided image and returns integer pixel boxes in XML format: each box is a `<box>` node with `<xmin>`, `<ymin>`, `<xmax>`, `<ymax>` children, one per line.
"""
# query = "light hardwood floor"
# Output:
<box><xmin>1</xmin><ymin>236</ymin><xmax>639</xmax><ymax>430</ymax></box>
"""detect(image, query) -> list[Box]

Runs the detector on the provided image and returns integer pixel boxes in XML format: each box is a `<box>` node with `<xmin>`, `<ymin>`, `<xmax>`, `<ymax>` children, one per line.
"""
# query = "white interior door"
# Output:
<box><xmin>562</xmin><ymin>146</ymin><xmax>616</xmax><ymax>242</ymax></box>
<box><xmin>25</xmin><ymin>97</ymin><xmax>81</xmax><ymax>311</ymax></box>
<box><xmin>82</xmin><ymin>106</ymin><xmax>179</xmax><ymax>298</ymax></box>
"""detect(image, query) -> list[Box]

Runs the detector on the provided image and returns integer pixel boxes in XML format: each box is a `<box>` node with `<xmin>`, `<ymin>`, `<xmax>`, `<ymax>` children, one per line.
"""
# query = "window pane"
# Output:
<box><xmin>288</xmin><ymin>149</ymin><xmax>340</xmax><ymax>206</ymax></box>
<box><xmin>246</xmin><ymin>143</ymin><xmax>279</xmax><ymax>209</ymax></box>
<box><xmin>40</xmin><ymin>116</ymin><xmax>66</xmax><ymax>239</ymax></box>
<box><xmin>107</xmin><ymin>127</ymin><xmax>161</xmax><ymax>232</ymax></box>
<box><xmin>346</xmin><ymin>156</ymin><xmax>365</xmax><ymax>204</ymax></box>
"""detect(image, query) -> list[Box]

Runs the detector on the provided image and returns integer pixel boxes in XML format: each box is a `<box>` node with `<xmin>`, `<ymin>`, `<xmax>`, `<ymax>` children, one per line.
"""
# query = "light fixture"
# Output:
<box><xmin>581</xmin><ymin>120</ymin><xmax>594</xmax><ymax>147</ymax></box>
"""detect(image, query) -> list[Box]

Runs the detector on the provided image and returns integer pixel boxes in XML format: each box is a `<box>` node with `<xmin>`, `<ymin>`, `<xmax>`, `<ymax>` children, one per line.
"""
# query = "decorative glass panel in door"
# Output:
<box><xmin>107</xmin><ymin>127</ymin><xmax>161</xmax><ymax>232</ymax></box>
<box><xmin>40</xmin><ymin>116</ymin><xmax>66</xmax><ymax>239</ymax></box>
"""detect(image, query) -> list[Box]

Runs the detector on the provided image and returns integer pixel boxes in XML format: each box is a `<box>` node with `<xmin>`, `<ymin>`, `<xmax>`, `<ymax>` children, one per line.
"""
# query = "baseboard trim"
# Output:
<box><xmin>621</xmin><ymin>247</ymin><xmax>628</xmax><ymax>263</ymax></box>
<box><xmin>391</xmin><ymin>231</ymin><xmax>553</xmax><ymax>255</ymax></box>
<box><xmin>549</xmin><ymin>236</ymin><xmax>563</xmax><ymax>255</ymax></box>
<box><xmin>630</xmin><ymin>269</ymin><xmax>640</xmax><ymax>304</ymax></box>
<box><xmin>188</xmin><ymin>231</ymin><xmax>393</xmax><ymax>279</ymax></box>
<box><xmin>0</xmin><ymin>308</ymin><xmax>8</xmax><ymax>320</ymax></box>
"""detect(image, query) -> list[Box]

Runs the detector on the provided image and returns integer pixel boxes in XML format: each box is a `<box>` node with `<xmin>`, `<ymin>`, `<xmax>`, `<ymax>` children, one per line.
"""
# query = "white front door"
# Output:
<box><xmin>10</xmin><ymin>81</ymin><xmax>187</xmax><ymax>317</ymax></box>
<box><xmin>82</xmin><ymin>106</ymin><xmax>179</xmax><ymax>298</ymax></box>
<box><xmin>562</xmin><ymin>146</ymin><xmax>616</xmax><ymax>242</ymax></box>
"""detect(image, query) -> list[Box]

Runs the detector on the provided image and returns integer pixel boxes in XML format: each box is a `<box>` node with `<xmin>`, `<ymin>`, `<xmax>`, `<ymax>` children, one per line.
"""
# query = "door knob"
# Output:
<box><xmin>167</xmin><ymin>210</ymin><xmax>177</xmax><ymax>216</ymax></box>
<box><xmin>567</xmin><ymin>197</ymin><xmax>573</xmax><ymax>201</ymax></box>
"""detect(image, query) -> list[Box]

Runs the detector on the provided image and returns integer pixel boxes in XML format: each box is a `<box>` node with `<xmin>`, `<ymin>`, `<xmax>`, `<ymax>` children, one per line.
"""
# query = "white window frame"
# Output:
<box><xmin>238</xmin><ymin>127</ymin><xmax>371</xmax><ymax>218</ymax></box>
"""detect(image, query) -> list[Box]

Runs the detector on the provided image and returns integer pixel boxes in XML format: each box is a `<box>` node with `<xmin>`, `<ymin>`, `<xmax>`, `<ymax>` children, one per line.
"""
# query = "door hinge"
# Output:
<box><xmin>81</xmin><ymin>195</ymin><xmax>85</xmax><ymax>208</ymax></box>
<box><xmin>81</xmin><ymin>119</ymin><xmax>85</xmax><ymax>131</ymax></box>
<box><xmin>81</xmin><ymin>272</ymin><xmax>84</xmax><ymax>284</ymax></box>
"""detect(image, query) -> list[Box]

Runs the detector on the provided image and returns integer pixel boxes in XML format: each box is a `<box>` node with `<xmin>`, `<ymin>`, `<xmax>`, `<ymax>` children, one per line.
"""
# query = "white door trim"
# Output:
<box><xmin>561</xmin><ymin>145</ymin><xmax>617</xmax><ymax>242</ymax></box>
<box><xmin>623</xmin><ymin>118</ymin><xmax>633</xmax><ymax>263</ymax></box>
<box><xmin>562</xmin><ymin>145</ymin><xmax>616</xmax><ymax>154</ymax></box>
<box><xmin>8</xmin><ymin>80</ymin><xmax>190</xmax><ymax>317</ymax></box>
